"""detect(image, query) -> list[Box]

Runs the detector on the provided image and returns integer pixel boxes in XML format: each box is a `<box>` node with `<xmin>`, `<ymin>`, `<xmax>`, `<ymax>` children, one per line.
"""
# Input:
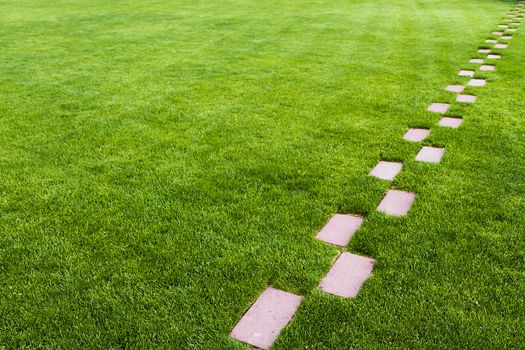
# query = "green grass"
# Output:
<box><xmin>1</xmin><ymin>0</ymin><xmax>524</xmax><ymax>348</ymax></box>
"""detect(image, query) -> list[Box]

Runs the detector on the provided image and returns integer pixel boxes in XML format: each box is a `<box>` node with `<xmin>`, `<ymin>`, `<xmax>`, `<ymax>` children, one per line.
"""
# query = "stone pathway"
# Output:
<box><xmin>230</xmin><ymin>2</ymin><xmax>522</xmax><ymax>347</ymax></box>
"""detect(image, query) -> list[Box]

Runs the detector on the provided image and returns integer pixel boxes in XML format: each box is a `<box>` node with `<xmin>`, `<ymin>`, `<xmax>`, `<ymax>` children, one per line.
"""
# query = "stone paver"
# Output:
<box><xmin>377</xmin><ymin>189</ymin><xmax>415</xmax><ymax>216</ymax></box>
<box><xmin>480</xmin><ymin>65</ymin><xmax>496</xmax><ymax>71</ymax></box>
<box><xmin>469</xmin><ymin>58</ymin><xmax>483</xmax><ymax>64</ymax></box>
<box><xmin>438</xmin><ymin>117</ymin><xmax>463</xmax><ymax>128</ymax></box>
<box><xmin>456</xmin><ymin>94</ymin><xmax>477</xmax><ymax>103</ymax></box>
<box><xmin>458</xmin><ymin>70</ymin><xmax>475</xmax><ymax>77</ymax></box>
<box><xmin>487</xmin><ymin>54</ymin><xmax>501</xmax><ymax>59</ymax></box>
<box><xmin>468</xmin><ymin>78</ymin><xmax>486</xmax><ymax>86</ymax></box>
<box><xmin>428</xmin><ymin>103</ymin><xmax>450</xmax><ymax>113</ymax></box>
<box><xmin>498</xmin><ymin>24</ymin><xmax>509</xmax><ymax>29</ymax></box>
<box><xmin>445</xmin><ymin>84</ymin><xmax>464</xmax><ymax>93</ymax></box>
<box><xmin>478</xmin><ymin>49</ymin><xmax>491</xmax><ymax>54</ymax></box>
<box><xmin>485</xmin><ymin>39</ymin><xmax>498</xmax><ymax>43</ymax></box>
<box><xmin>369</xmin><ymin>161</ymin><xmax>403</xmax><ymax>181</ymax></box>
<box><xmin>494</xmin><ymin>43</ymin><xmax>508</xmax><ymax>49</ymax></box>
<box><xmin>415</xmin><ymin>146</ymin><xmax>445</xmax><ymax>163</ymax></box>
<box><xmin>316</xmin><ymin>214</ymin><xmax>364</xmax><ymax>247</ymax></box>
<box><xmin>507</xmin><ymin>28</ymin><xmax>517</xmax><ymax>32</ymax></box>
<box><xmin>492</xmin><ymin>31</ymin><xmax>504</xmax><ymax>35</ymax></box>
<box><xmin>403</xmin><ymin>128</ymin><xmax>430</xmax><ymax>142</ymax></box>
<box><xmin>318</xmin><ymin>252</ymin><xmax>375</xmax><ymax>298</ymax></box>
<box><xmin>230</xmin><ymin>287</ymin><xmax>302</xmax><ymax>349</ymax></box>
<box><xmin>501</xmin><ymin>35</ymin><xmax>513</xmax><ymax>40</ymax></box>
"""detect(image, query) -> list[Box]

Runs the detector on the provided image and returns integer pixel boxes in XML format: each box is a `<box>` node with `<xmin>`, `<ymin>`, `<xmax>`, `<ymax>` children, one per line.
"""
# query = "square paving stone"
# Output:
<box><xmin>480</xmin><ymin>65</ymin><xmax>496</xmax><ymax>71</ymax></box>
<box><xmin>370</xmin><ymin>161</ymin><xmax>403</xmax><ymax>181</ymax></box>
<box><xmin>494</xmin><ymin>43</ymin><xmax>508</xmax><ymax>49</ymax></box>
<box><xmin>469</xmin><ymin>58</ymin><xmax>483</xmax><ymax>64</ymax></box>
<box><xmin>468</xmin><ymin>78</ymin><xmax>486</xmax><ymax>86</ymax></box>
<box><xmin>318</xmin><ymin>252</ymin><xmax>375</xmax><ymax>298</ymax></box>
<box><xmin>458</xmin><ymin>69</ymin><xmax>475</xmax><ymax>77</ymax></box>
<box><xmin>478</xmin><ymin>49</ymin><xmax>491</xmax><ymax>54</ymax></box>
<box><xmin>428</xmin><ymin>103</ymin><xmax>450</xmax><ymax>113</ymax></box>
<box><xmin>438</xmin><ymin>117</ymin><xmax>463</xmax><ymax>128</ymax></box>
<box><xmin>230</xmin><ymin>287</ymin><xmax>302</xmax><ymax>349</ymax></box>
<box><xmin>456</xmin><ymin>94</ymin><xmax>477</xmax><ymax>103</ymax></box>
<box><xmin>316</xmin><ymin>214</ymin><xmax>364</xmax><ymax>246</ymax></box>
<box><xmin>446</xmin><ymin>84</ymin><xmax>465</xmax><ymax>92</ymax></box>
<box><xmin>487</xmin><ymin>54</ymin><xmax>501</xmax><ymax>59</ymax></box>
<box><xmin>377</xmin><ymin>189</ymin><xmax>416</xmax><ymax>216</ymax></box>
<box><xmin>403</xmin><ymin>128</ymin><xmax>430</xmax><ymax>142</ymax></box>
<box><xmin>415</xmin><ymin>146</ymin><xmax>445</xmax><ymax>163</ymax></box>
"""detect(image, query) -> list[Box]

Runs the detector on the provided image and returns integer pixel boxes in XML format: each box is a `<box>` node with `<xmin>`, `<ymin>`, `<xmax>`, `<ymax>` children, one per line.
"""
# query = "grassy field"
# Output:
<box><xmin>1</xmin><ymin>0</ymin><xmax>524</xmax><ymax>348</ymax></box>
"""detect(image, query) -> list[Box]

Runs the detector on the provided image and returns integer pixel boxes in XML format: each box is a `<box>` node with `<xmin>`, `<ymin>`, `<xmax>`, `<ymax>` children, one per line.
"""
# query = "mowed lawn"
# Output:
<box><xmin>1</xmin><ymin>0</ymin><xmax>524</xmax><ymax>348</ymax></box>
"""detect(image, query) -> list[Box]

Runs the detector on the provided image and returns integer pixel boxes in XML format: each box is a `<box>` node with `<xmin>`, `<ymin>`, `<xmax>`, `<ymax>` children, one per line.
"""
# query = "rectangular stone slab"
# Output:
<box><xmin>318</xmin><ymin>252</ymin><xmax>375</xmax><ymax>298</ymax></box>
<box><xmin>415</xmin><ymin>146</ymin><xmax>445</xmax><ymax>163</ymax></box>
<box><xmin>403</xmin><ymin>128</ymin><xmax>430</xmax><ymax>142</ymax></box>
<box><xmin>480</xmin><ymin>65</ymin><xmax>496</xmax><ymax>71</ymax></box>
<box><xmin>456</xmin><ymin>94</ymin><xmax>477</xmax><ymax>103</ymax></box>
<box><xmin>468</xmin><ymin>78</ymin><xmax>486</xmax><ymax>86</ymax></box>
<box><xmin>458</xmin><ymin>69</ymin><xmax>475</xmax><ymax>77</ymax></box>
<box><xmin>428</xmin><ymin>103</ymin><xmax>450</xmax><ymax>113</ymax></box>
<box><xmin>478</xmin><ymin>49</ymin><xmax>491</xmax><ymax>54</ymax></box>
<box><xmin>230</xmin><ymin>287</ymin><xmax>302</xmax><ymax>349</ymax></box>
<box><xmin>438</xmin><ymin>117</ymin><xmax>463</xmax><ymax>128</ymax></box>
<box><xmin>487</xmin><ymin>54</ymin><xmax>501</xmax><ymax>59</ymax></box>
<box><xmin>377</xmin><ymin>189</ymin><xmax>416</xmax><ymax>216</ymax></box>
<box><xmin>445</xmin><ymin>84</ymin><xmax>464</xmax><ymax>92</ymax></box>
<box><xmin>469</xmin><ymin>58</ymin><xmax>483</xmax><ymax>64</ymax></box>
<box><xmin>369</xmin><ymin>160</ymin><xmax>403</xmax><ymax>181</ymax></box>
<box><xmin>494</xmin><ymin>43</ymin><xmax>508</xmax><ymax>49</ymax></box>
<box><xmin>316</xmin><ymin>214</ymin><xmax>364</xmax><ymax>246</ymax></box>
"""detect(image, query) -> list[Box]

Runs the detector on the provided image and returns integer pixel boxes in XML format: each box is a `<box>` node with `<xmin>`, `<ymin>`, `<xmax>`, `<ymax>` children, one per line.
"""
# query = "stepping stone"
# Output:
<box><xmin>507</xmin><ymin>28</ymin><xmax>517</xmax><ymax>32</ymax></box>
<box><xmin>494</xmin><ymin>43</ymin><xmax>508</xmax><ymax>49</ymax></box>
<box><xmin>403</xmin><ymin>128</ymin><xmax>430</xmax><ymax>142</ymax></box>
<box><xmin>445</xmin><ymin>84</ymin><xmax>465</xmax><ymax>93</ymax></box>
<box><xmin>428</xmin><ymin>103</ymin><xmax>450</xmax><ymax>113</ymax></box>
<box><xmin>485</xmin><ymin>39</ymin><xmax>498</xmax><ymax>43</ymax></box>
<box><xmin>230</xmin><ymin>287</ymin><xmax>302</xmax><ymax>349</ymax></box>
<box><xmin>316</xmin><ymin>214</ymin><xmax>364</xmax><ymax>246</ymax></box>
<box><xmin>458</xmin><ymin>69</ymin><xmax>475</xmax><ymax>77</ymax></box>
<box><xmin>369</xmin><ymin>161</ymin><xmax>403</xmax><ymax>181</ymax></box>
<box><xmin>503</xmin><ymin>19</ymin><xmax>513</xmax><ymax>23</ymax></box>
<box><xmin>487</xmin><ymin>54</ymin><xmax>501</xmax><ymax>59</ymax></box>
<box><xmin>377</xmin><ymin>189</ymin><xmax>415</xmax><ymax>216</ymax></box>
<box><xmin>501</xmin><ymin>36</ymin><xmax>513</xmax><ymax>40</ymax></box>
<box><xmin>498</xmin><ymin>25</ymin><xmax>508</xmax><ymax>29</ymax></box>
<box><xmin>438</xmin><ymin>117</ymin><xmax>463</xmax><ymax>128</ymax></box>
<box><xmin>469</xmin><ymin>58</ymin><xmax>483</xmax><ymax>64</ymax></box>
<box><xmin>478</xmin><ymin>49</ymin><xmax>491</xmax><ymax>54</ymax></box>
<box><xmin>456</xmin><ymin>94</ymin><xmax>477</xmax><ymax>103</ymax></box>
<box><xmin>415</xmin><ymin>146</ymin><xmax>445</xmax><ymax>163</ymax></box>
<box><xmin>468</xmin><ymin>78</ymin><xmax>486</xmax><ymax>86</ymax></box>
<box><xmin>480</xmin><ymin>65</ymin><xmax>496</xmax><ymax>71</ymax></box>
<box><xmin>318</xmin><ymin>252</ymin><xmax>375</xmax><ymax>298</ymax></box>
<box><xmin>492</xmin><ymin>31</ymin><xmax>504</xmax><ymax>35</ymax></box>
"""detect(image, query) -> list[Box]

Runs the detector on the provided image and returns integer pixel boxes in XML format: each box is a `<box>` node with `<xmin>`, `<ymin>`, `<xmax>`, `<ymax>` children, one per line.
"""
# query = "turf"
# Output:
<box><xmin>0</xmin><ymin>0</ymin><xmax>524</xmax><ymax>348</ymax></box>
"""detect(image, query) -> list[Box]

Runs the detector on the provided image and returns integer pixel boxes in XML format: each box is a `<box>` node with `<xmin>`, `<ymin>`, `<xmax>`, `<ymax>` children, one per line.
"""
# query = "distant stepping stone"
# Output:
<box><xmin>468</xmin><ymin>78</ymin><xmax>486</xmax><ymax>86</ymax></box>
<box><xmin>458</xmin><ymin>70</ymin><xmax>475</xmax><ymax>77</ymax></box>
<box><xmin>499</xmin><ymin>25</ymin><xmax>509</xmax><ymax>29</ymax></box>
<box><xmin>415</xmin><ymin>146</ymin><xmax>445</xmax><ymax>163</ymax></box>
<box><xmin>428</xmin><ymin>103</ymin><xmax>450</xmax><ymax>113</ymax></box>
<box><xmin>369</xmin><ymin>161</ymin><xmax>403</xmax><ymax>181</ymax></box>
<box><xmin>403</xmin><ymin>128</ymin><xmax>430</xmax><ymax>142</ymax></box>
<box><xmin>446</xmin><ymin>84</ymin><xmax>465</xmax><ymax>93</ymax></box>
<box><xmin>456</xmin><ymin>94</ymin><xmax>477</xmax><ymax>103</ymax></box>
<box><xmin>439</xmin><ymin>117</ymin><xmax>463</xmax><ymax>128</ymax></box>
<box><xmin>316</xmin><ymin>214</ymin><xmax>364</xmax><ymax>246</ymax></box>
<box><xmin>318</xmin><ymin>252</ymin><xmax>375</xmax><ymax>298</ymax></box>
<box><xmin>487</xmin><ymin>54</ymin><xmax>501</xmax><ymax>59</ymax></box>
<box><xmin>507</xmin><ymin>28</ymin><xmax>517</xmax><ymax>32</ymax></box>
<box><xmin>469</xmin><ymin>58</ymin><xmax>483</xmax><ymax>64</ymax></box>
<box><xmin>478</xmin><ymin>49</ymin><xmax>491</xmax><ymax>54</ymax></box>
<box><xmin>501</xmin><ymin>35</ymin><xmax>513</xmax><ymax>39</ymax></box>
<box><xmin>377</xmin><ymin>189</ymin><xmax>415</xmax><ymax>216</ymax></box>
<box><xmin>230</xmin><ymin>287</ymin><xmax>302</xmax><ymax>349</ymax></box>
<box><xmin>494</xmin><ymin>43</ymin><xmax>508</xmax><ymax>49</ymax></box>
<box><xmin>485</xmin><ymin>39</ymin><xmax>498</xmax><ymax>43</ymax></box>
<box><xmin>480</xmin><ymin>65</ymin><xmax>496</xmax><ymax>71</ymax></box>
<box><xmin>492</xmin><ymin>31</ymin><xmax>504</xmax><ymax>35</ymax></box>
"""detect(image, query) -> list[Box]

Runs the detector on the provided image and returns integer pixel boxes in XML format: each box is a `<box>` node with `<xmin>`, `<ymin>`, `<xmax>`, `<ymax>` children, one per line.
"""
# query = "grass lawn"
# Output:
<box><xmin>1</xmin><ymin>0</ymin><xmax>524</xmax><ymax>348</ymax></box>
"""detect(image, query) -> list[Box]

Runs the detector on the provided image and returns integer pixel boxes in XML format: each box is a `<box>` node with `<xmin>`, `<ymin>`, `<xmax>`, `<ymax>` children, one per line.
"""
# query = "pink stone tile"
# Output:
<box><xmin>230</xmin><ymin>287</ymin><xmax>302</xmax><ymax>349</ymax></box>
<box><xmin>492</xmin><ymin>31</ymin><xmax>504</xmax><ymax>35</ymax></box>
<box><xmin>403</xmin><ymin>128</ymin><xmax>430</xmax><ymax>142</ymax></box>
<box><xmin>469</xmin><ymin>58</ymin><xmax>483</xmax><ymax>64</ymax></box>
<box><xmin>494</xmin><ymin>43</ymin><xmax>508</xmax><ymax>49</ymax></box>
<box><xmin>318</xmin><ymin>252</ymin><xmax>375</xmax><ymax>298</ymax></box>
<box><xmin>468</xmin><ymin>78</ymin><xmax>486</xmax><ymax>86</ymax></box>
<box><xmin>377</xmin><ymin>189</ymin><xmax>416</xmax><ymax>216</ymax></box>
<box><xmin>369</xmin><ymin>161</ymin><xmax>403</xmax><ymax>181</ymax></box>
<box><xmin>446</xmin><ymin>84</ymin><xmax>464</xmax><ymax>93</ymax></box>
<box><xmin>487</xmin><ymin>54</ymin><xmax>501</xmax><ymax>59</ymax></box>
<box><xmin>428</xmin><ymin>103</ymin><xmax>450</xmax><ymax>113</ymax></box>
<box><xmin>485</xmin><ymin>39</ymin><xmax>498</xmax><ymax>43</ymax></box>
<box><xmin>316</xmin><ymin>214</ymin><xmax>364</xmax><ymax>246</ymax></box>
<box><xmin>480</xmin><ymin>65</ymin><xmax>496</xmax><ymax>71</ymax></box>
<box><xmin>458</xmin><ymin>69</ymin><xmax>475</xmax><ymax>77</ymax></box>
<box><xmin>438</xmin><ymin>117</ymin><xmax>463</xmax><ymax>128</ymax></box>
<box><xmin>415</xmin><ymin>146</ymin><xmax>445</xmax><ymax>163</ymax></box>
<box><xmin>478</xmin><ymin>49</ymin><xmax>491</xmax><ymax>54</ymax></box>
<box><xmin>456</xmin><ymin>94</ymin><xmax>477</xmax><ymax>103</ymax></box>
